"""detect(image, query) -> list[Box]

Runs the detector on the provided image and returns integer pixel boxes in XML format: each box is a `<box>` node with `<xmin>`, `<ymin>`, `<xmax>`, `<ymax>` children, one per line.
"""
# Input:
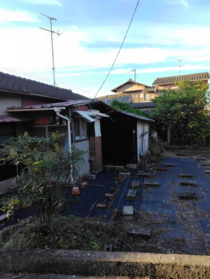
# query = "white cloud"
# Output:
<box><xmin>71</xmin><ymin>25</ymin><xmax>77</xmax><ymax>30</ymax></box>
<box><xmin>21</xmin><ymin>0</ymin><xmax>62</xmax><ymax>6</ymax></box>
<box><xmin>0</xmin><ymin>9</ymin><xmax>40</xmax><ymax>22</ymax></box>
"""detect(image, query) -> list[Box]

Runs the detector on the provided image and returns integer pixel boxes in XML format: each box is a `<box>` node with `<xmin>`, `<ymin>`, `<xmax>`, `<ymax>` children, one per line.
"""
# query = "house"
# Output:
<box><xmin>98</xmin><ymin>93</ymin><xmax>133</xmax><ymax>105</ymax></box>
<box><xmin>152</xmin><ymin>72</ymin><xmax>210</xmax><ymax>90</ymax></box>
<box><xmin>0</xmin><ymin>71</ymin><xmax>87</xmax><ymax>192</ymax></box>
<box><xmin>6</xmin><ymin>99</ymin><xmax>154</xmax><ymax>181</ymax></box>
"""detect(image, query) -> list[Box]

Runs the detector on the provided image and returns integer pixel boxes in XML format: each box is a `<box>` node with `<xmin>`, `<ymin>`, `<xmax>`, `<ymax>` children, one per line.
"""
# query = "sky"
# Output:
<box><xmin>0</xmin><ymin>0</ymin><xmax>210</xmax><ymax>98</ymax></box>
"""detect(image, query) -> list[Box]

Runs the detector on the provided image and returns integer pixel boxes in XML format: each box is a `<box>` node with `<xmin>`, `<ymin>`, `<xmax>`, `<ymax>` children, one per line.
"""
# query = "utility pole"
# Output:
<box><xmin>176</xmin><ymin>59</ymin><xmax>184</xmax><ymax>76</ymax></box>
<box><xmin>132</xmin><ymin>69</ymin><xmax>136</xmax><ymax>81</ymax></box>
<box><xmin>40</xmin><ymin>13</ymin><xmax>61</xmax><ymax>87</ymax></box>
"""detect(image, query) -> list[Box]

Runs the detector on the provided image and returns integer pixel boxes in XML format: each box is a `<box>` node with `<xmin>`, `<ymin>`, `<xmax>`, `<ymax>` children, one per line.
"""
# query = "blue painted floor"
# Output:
<box><xmin>1</xmin><ymin>157</ymin><xmax>210</xmax><ymax>254</ymax></box>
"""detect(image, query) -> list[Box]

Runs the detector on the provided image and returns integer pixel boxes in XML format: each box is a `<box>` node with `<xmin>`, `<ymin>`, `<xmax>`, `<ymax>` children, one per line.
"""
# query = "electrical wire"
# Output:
<box><xmin>93</xmin><ymin>0</ymin><xmax>140</xmax><ymax>100</ymax></box>
<box><xmin>73</xmin><ymin>69</ymin><xmax>133</xmax><ymax>91</ymax></box>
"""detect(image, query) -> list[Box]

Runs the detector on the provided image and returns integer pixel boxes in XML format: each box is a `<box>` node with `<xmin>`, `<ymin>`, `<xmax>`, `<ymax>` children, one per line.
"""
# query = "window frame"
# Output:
<box><xmin>74</xmin><ymin>118</ymin><xmax>87</xmax><ymax>141</ymax></box>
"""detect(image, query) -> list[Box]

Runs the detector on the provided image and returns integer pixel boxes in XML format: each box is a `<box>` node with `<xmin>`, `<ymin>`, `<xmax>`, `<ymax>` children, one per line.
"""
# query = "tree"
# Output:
<box><xmin>110</xmin><ymin>99</ymin><xmax>149</xmax><ymax>118</ymax></box>
<box><xmin>151</xmin><ymin>79</ymin><xmax>210</xmax><ymax>144</ymax></box>
<box><xmin>0</xmin><ymin>132</ymin><xmax>86</xmax><ymax>227</ymax></box>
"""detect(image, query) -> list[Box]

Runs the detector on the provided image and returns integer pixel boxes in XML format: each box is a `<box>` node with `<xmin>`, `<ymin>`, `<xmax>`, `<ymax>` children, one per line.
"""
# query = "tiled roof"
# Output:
<box><xmin>130</xmin><ymin>102</ymin><xmax>157</xmax><ymax>109</ymax></box>
<box><xmin>111</xmin><ymin>79</ymin><xmax>150</xmax><ymax>92</ymax></box>
<box><xmin>98</xmin><ymin>93</ymin><xmax>133</xmax><ymax>105</ymax></box>
<box><xmin>152</xmin><ymin>72</ymin><xmax>210</xmax><ymax>85</ymax></box>
<box><xmin>142</xmin><ymin>86</ymin><xmax>157</xmax><ymax>92</ymax></box>
<box><xmin>0</xmin><ymin>72</ymin><xmax>87</xmax><ymax>101</ymax></box>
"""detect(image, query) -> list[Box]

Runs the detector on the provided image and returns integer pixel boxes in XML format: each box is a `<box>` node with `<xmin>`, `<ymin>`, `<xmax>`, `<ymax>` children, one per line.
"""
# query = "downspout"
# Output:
<box><xmin>54</xmin><ymin>108</ymin><xmax>72</xmax><ymax>180</ymax></box>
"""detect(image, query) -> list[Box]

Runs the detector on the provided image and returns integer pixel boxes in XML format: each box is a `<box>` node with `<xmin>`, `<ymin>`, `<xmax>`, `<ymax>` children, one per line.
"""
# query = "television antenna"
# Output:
<box><xmin>40</xmin><ymin>13</ymin><xmax>62</xmax><ymax>87</ymax></box>
<box><xmin>176</xmin><ymin>59</ymin><xmax>184</xmax><ymax>76</ymax></box>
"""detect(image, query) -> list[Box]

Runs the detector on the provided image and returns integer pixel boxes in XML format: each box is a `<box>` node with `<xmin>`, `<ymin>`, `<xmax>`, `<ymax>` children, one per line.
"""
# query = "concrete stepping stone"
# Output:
<box><xmin>177</xmin><ymin>192</ymin><xmax>197</xmax><ymax>200</ymax></box>
<box><xmin>131</xmin><ymin>181</ymin><xmax>140</xmax><ymax>189</ymax></box>
<box><xmin>143</xmin><ymin>180</ymin><xmax>159</xmax><ymax>187</ymax></box>
<box><xmin>126</xmin><ymin>189</ymin><xmax>137</xmax><ymax>200</ymax></box>
<box><xmin>163</xmin><ymin>163</ymin><xmax>175</xmax><ymax>167</ymax></box>
<box><xmin>204</xmin><ymin>170</ymin><xmax>210</xmax><ymax>174</ymax></box>
<box><xmin>122</xmin><ymin>206</ymin><xmax>134</xmax><ymax>220</ymax></box>
<box><xmin>156</xmin><ymin>167</ymin><xmax>169</xmax><ymax>172</ymax></box>
<box><xmin>96</xmin><ymin>204</ymin><xmax>107</xmax><ymax>209</ymax></box>
<box><xmin>180</xmin><ymin>180</ymin><xmax>197</xmax><ymax>186</ymax></box>
<box><xmin>119</xmin><ymin>172</ymin><xmax>131</xmax><ymax>177</ymax></box>
<box><xmin>178</xmin><ymin>174</ymin><xmax>194</xmax><ymax>178</ymax></box>
<box><xmin>201</xmin><ymin>163</ymin><xmax>210</xmax><ymax>167</ymax></box>
<box><xmin>137</xmin><ymin>172</ymin><xmax>150</xmax><ymax>177</ymax></box>
<box><xmin>196</xmin><ymin>158</ymin><xmax>207</xmax><ymax>161</ymax></box>
<box><xmin>128</xmin><ymin>226</ymin><xmax>151</xmax><ymax>237</ymax></box>
<box><xmin>87</xmin><ymin>174</ymin><xmax>97</xmax><ymax>180</ymax></box>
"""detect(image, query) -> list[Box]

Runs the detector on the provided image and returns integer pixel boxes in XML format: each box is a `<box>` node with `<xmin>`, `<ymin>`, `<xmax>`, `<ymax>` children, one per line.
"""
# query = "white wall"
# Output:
<box><xmin>0</xmin><ymin>93</ymin><xmax>22</xmax><ymax>115</ymax></box>
<box><xmin>74</xmin><ymin>140</ymin><xmax>90</xmax><ymax>178</ymax></box>
<box><xmin>137</xmin><ymin>121</ymin><xmax>149</xmax><ymax>166</ymax></box>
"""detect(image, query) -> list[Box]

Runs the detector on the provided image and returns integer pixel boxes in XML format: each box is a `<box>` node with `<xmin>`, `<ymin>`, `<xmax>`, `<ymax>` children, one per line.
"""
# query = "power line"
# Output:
<box><xmin>93</xmin><ymin>0</ymin><xmax>140</xmax><ymax>101</ymax></box>
<box><xmin>73</xmin><ymin>69</ymin><xmax>133</xmax><ymax>91</ymax></box>
<box><xmin>40</xmin><ymin>13</ymin><xmax>62</xmax><ymax>87</ymax></box>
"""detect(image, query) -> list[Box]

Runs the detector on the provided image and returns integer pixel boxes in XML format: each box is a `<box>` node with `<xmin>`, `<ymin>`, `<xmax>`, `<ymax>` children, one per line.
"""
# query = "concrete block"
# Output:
<box><xmin>122</xmin><ymin>206</ymin><xmax>134</xmax><ymax>216</ymax></box>
<box><xmin>178</xmin><ymin>174</ymin><xmax>194</xmax><ymax>178</ymax></box>
<box><xmin>204</xmin><ymin>170</ymin><xmax>210</xmax><ymax>174</ymax></box>
<box><xmin>143</xmin><ymin>180</ymin><xmax>159</xmax><ymax>187</ymax></box>
<box><xmin>119</xmin><ymin>172</ymin><xmax>131</xmax><ymax>177</ymax></box>
<box><xmin>180</xmin><ymin>180</ymin><xmax>197</xmax><ymax>186</ymax></box>
<box><xmin>128</xmin><ymin>226</ymin><xmax>151</xmax><ymax>237</ymax></box>
<box><xmin>131</xmin><ymin>181</ymin><xmax>140</xmax><ymax>189</ymax></box>
<box><xmin>196</xmin><ymin>158</ymin><xmax>207</xmax><ymax>161</ymax></box>
<box><xmin>177</xmin><ymin>192</ymin><xmax>197</xmax><ymax>200</ymax></box>
<box><xmin>126</xmin><ymin>189</ymin><xmax>137</xmax><ymax>200</ymax></box>
<box><xmin>104</xmin><ymin>165</ymin><xmax>115</xmax><ymax>171</ymax></box>
<box><xmin>87</xmin><ymin>174</ymin><xmax>97</xmax><ymax>180</ymax></box>
<box><xmin>163</xmin><ymin>163</ymin><xmax>175</xmax><ymax>167</ymax></box>
<box><xmin>96</xmin><ymin>204</ymin><xmax>106</xmax><ymax>209</ymax></box>
<box><xmin>69</xmin><ymin>181</ymin><xmax>77</xmax><ymax>186</ymax></box>
<box><xmin>156</xmin><ymin>168</ymin><xmax>169</xmax><ymax>172</ymax></box>
<box><xmin>104</xmin><ymin>244</ymin><xmax>113</xmax><ymax>252</ymax></box>
<box><xmin>115</xmin><ymin>166</ymin><xmax>124</xmax><ymax>171</ymax></box>
<box><xmin>201</xmin><ymin>163</ymin><xmax>210</xmax><ymax>167</ymax></box>
<box><xmin>137</xmin><ymin>172</ymin><xmax>150</xmax><ymax>177</ymax></box>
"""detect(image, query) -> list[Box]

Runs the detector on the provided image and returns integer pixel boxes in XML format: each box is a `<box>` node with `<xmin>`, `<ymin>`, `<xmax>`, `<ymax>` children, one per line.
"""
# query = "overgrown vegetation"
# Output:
<box><xmin>110</xmin><ymin>99</ymin><xmax>149</xmax><ymax>118</ymax></box>
<box><xmin>0</xmin><ymin>132</ymin><xmax>86</xmax><ymax>227</ymax></box>
<box><xmin>151</xmin><ymin>79</ymin><xmax>210</xmax><ymax>145</ymax></box>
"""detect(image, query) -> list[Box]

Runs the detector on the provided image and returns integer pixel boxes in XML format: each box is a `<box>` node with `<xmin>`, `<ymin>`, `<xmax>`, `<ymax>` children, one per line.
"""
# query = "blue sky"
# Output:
<box><xmin>0</xmin><ymin>0</ymin><xmax>210</xmax><ymax>97</ymax></box>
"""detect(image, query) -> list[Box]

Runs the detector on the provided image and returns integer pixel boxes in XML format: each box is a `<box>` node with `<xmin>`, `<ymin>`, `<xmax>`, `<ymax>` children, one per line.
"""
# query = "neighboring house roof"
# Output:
<box><xmin>130</xmin><ymin>102</ymin><xmax>157</xmax><ymax>109</ymax></box>
<box><xmin>111</xmin><ymin>78</ymin><xmax>150</xmax><ymax>92</ymax></box>
<box><xmin>97</xmin><ymin>93</ymin><xmax>133</xmax><ymax>105</ymax></box>
<box><xmin>152</xmin><ymin>72</ymin><xmax>210</xmax><ymax>86</ymax></box>
<box><xmin>0</xmin><ymin>72</ymin><xmax>87</xmax><ymax>101</ymax></box>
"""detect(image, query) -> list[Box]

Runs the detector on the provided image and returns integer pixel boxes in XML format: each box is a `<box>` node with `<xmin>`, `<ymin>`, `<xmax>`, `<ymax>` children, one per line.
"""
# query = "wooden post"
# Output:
<box><xmin>167</xmin><ymin>124</ymin><xmax>171</xmax><ymax>145</ymax></box>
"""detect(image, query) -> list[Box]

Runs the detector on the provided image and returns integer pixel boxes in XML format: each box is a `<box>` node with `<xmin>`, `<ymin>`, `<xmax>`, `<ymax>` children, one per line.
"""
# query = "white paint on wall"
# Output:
<box><xmin>74</xmin><ymin>139</ymin><xmax>90</xmax><ymax>178</ymax></box>
<box><xmin>137</xmin><ymin>121</ymin><xmax>149</xmax><ymax>166</ymax></box>
<box><xmin>94</xmin><ymin>119</ymin><xmax>101</xmax><ymax>137</ymax></box>
<box><xmin>0</xmin><ymin>93</ymin><xmax>22</xmax><ymax>115</ymax></box>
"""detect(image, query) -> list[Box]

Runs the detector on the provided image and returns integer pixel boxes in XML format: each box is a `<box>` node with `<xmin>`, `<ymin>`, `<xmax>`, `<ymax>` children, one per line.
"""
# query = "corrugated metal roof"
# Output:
<box><xmin>0</xmin><ymin>115</ymin><xmax>33</xmax><ymax>122</ymax></box>
<box><xmin>74</xmin><ymin>110</ymin><xmax>109</xmax><ymax>123</ymax></box>
<box><xmin>0</xmin><ymin>71</ymin><xmax>88</xmax><ymax>101</ymax></box>
<box><xmin>152</xmin><ymin>72</ymin><xmax>210</xmax><ymax>85</ymax></box>
<box><xmin>7</xmin><ymin>99</ymin><xmax>92</xmax><ymax>110</ymax></box>
<box><xmin>114</xmin><ymin>109</ymin><xmax>154</xmax><ymax>122</ymax></box>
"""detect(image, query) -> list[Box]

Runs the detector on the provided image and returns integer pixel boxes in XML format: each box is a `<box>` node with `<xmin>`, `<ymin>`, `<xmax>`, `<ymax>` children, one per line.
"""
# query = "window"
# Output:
<box><xmin>144</xmin><ymin>93</ymin><xmax>156</xmax><ymax>101</ymax></box>
<box><xmin>74</xmin><ymin>118</ymin><xmax>87</xmax><ymax>140</ymax></box>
